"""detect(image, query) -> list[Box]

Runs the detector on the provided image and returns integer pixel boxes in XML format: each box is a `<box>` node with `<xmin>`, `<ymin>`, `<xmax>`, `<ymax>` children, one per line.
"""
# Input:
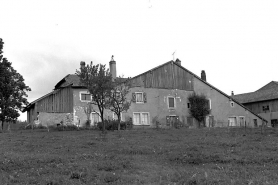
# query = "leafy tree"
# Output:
<box><xmin>76</xmin><ymin>62</ymin><xmax>113</xmax><ymax>131</ymax></box>
<box><xmin>0</xmin><ymin>39</ymin><xmax>31</xmax><ymax>131</ymax></box>
<box><xmin>107</xmin><ymin>77</ymin><xmax>131</xmax><ymax>130</ymax></box>
<box><xmin>188</xmin><ymin>92</ymin><xmax>210</xmax><ymax>127</ymax></box>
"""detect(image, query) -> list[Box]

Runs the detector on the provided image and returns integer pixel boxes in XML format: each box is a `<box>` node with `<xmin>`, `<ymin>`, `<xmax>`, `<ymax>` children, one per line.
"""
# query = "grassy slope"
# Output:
<box><xmin>0</xmin><ymin>127</ymin><xmax>278</xmax><ymax>185</ymax></box>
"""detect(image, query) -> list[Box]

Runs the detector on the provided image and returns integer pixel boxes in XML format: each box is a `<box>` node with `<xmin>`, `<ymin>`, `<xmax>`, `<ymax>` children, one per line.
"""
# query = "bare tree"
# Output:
<box><xmin>76</xmin><ymin>62</ymin><xmax>113</xmax><ymax>131</ymax></box>
<box><xmin>107</xmin><ymin>77</ymin><xmax>131</xmax><ymax>130</ymax></box>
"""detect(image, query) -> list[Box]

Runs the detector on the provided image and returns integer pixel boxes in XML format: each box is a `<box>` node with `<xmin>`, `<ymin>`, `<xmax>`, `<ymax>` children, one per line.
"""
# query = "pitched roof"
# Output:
<box><xmin>128</xmin><ymin>60</ymin><xmax>266</xmax><ymax>122</ymax></box>
<box><xmin>256</xmin><ymin>81</ymin><xmax>278</xmax><ymax>92</ymax></box>
<box><xmin>54</xmin><ymin>74</ymin><xmax>82</xmax><ymax>89</ymax></box>
<box><xmin>54</xmin><ymin>74</ymin><xmax>128</xmax><ymax>90</ymax></box>
<box><xmin>233</xmin><ymin>81</ymin><xmax>278</xmax><ymax>103</ymax></box>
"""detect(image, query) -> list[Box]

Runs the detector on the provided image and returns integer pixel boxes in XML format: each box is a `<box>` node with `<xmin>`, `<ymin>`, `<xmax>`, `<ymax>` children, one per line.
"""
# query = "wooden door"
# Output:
<box><xmin>166</xmin><ymin>116</ymin><xmax>179</xmax><ymax>128</ymax></box>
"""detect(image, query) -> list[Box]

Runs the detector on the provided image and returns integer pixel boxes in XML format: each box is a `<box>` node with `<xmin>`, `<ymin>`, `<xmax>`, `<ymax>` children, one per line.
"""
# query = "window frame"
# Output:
<box><xmin>167</xmin><ymin>96</ymin><xmax>176</xmax><ymax>109</ymax></box>
<box><xmin>112</xmin><ymin>112</ymin><xmax>124</xmax><ymax>121</ymax></box>
<box><xmin>262</xmin><ymin>105</ymin><xmax>270</xmax><ymax>111</ymax></box>
<box><xmin>80</xmin><ymin>91</ymin><xmax>91</xmax><ymax>102</ymax></box>
<box><xmin>230</xmin><ymin>101</ymin><xmax>234</xmax><ymax>107</ymax></box>
<box><xmin>132</xmin><ymin>112</ymin><xmax>150</xmax><ymax>125</ymax></box>
<box><xmin>90</xmin><ymin>111</ymin><xmax>101</xmax><ymax>125</ymax></box>
<box><xmin>239</xmin><ymin>116</ymin><xmax>245</xmax><ymax>127</ymax></box>
<box><xmin>135</xmin><ymin>92</ymin><xmax>144</xmax><ymax>103</ymax></box>
<box><xmin>207</xmin><ymin>98</ymin><xmax>212</xmax><ymax>110</ymax></box>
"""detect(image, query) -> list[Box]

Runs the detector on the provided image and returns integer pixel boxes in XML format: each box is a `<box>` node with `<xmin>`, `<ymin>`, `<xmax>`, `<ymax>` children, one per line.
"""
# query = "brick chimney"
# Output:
<box><xmin>201</xmin><ymin>70</ymin><xmax>206</xmax><ymax>81</ymax></box>
<box><xmin>109</xmin><ymin>55</ymin><xmax>116</xmax><ymax>80</ymax></box>
<box><xmin>231</xmin><ymin>91</ymin><xmax>234</xmax><ymax>96</ymax></box>
<box><xmin>175</xmin><ymin>58</ymin><xmax>181</xmax><ymax>66</ymax></box>
<box><xmin>80</xmin><ymin>61</ymin><xmax>85</xmax><ymax>70</ymax></box>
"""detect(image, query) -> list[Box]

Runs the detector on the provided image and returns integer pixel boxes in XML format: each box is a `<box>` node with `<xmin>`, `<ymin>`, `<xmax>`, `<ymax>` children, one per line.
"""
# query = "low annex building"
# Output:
<box><xmin>24</xmin><ymin>58</ymin><xmax>265</xmax><ymax>128</ymax></box>
<box><xmin>232</xmin><ymin>81</ymin><xmax>278</xmax><ymax>127</ymax></box>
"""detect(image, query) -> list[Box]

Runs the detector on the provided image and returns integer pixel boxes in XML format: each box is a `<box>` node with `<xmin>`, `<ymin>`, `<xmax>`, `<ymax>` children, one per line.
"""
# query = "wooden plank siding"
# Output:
<box><xmin>244</xmin><ymin>99</ymin><xmax>278</xmax><ymax>114</ymax></box>
<box><xmin>36</xmin><ymin>87</ymin><xmax>73</xmax><ymax>113</ymax></box>
<box><xmin>130</xmin><ymin>62</ymin><xmax>194</xmax><ymax>90</ymax></box>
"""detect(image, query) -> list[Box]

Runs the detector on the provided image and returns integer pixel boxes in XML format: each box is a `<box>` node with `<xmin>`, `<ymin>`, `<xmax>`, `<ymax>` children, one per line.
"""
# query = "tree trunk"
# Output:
<box><xmin>1</xmin><ymin>120</ymin><xmax>4</xmax><ymax>131</ymax></box>
<box><xmin>101</xmin><ymin>115</ymin><xmax>105</xmax><ymax>132</ymax></box>
<box><xmin>7</xmin><ymin>122</ymin><xmax>11</xmax><ymax>132</ymax></box>
<box><xmin>117</xmin><ymin>114</ymin><xmax>121</xmax><ymax>130</ymax></box>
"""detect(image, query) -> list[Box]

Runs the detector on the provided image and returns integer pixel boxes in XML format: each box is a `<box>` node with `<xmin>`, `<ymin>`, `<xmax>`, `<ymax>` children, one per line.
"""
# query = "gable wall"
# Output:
<box><xmin>193</xmin><ymin>77</ymin><xmax>264</xmax><ymax>127</ymax></box>
<box><xmin>130</xmin><ymin>62</ymin><xmax>193</xmax><ymax>90</ymax></box>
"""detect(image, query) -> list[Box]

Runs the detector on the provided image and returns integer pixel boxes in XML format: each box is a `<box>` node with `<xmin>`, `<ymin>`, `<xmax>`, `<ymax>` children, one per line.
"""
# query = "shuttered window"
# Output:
<box><xmin>132</xmin><ymin>92</ymin><xmax>147</xmax><ymax>103</ymax></box>
<box><xmin>136</xmin><ymin>92</ymin><xmax>143</xmax><ymax>103</ymax></box>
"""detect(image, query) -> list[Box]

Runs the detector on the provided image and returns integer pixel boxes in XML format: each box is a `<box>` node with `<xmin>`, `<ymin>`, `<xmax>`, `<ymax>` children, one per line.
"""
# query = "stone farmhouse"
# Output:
<box><xmin>24</xmin><ymin>58</ymin><xmax>265</xmax><ymax>128</ymax></box>
<box><xmin>233</xmin><ymin>81</ymin><xmax>278</xmax><ymax>127</ymax></box>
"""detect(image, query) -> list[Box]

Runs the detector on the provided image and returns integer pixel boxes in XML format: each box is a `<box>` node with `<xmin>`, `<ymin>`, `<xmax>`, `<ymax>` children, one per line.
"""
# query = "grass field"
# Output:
<box><xmin>0</xmin><ymin>126</ymin><xmax>278</xmax><ymax>185</ymax></box>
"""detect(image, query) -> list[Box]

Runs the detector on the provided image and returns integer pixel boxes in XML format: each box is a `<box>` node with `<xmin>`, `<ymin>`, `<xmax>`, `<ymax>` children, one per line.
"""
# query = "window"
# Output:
<box><xmin>262</xmin><ymin>105</ymin><xmax>269</xmax><ymax>111</ymax></box>
<box><xmin>187</xmin><ymin>103</ymin><xmax>191</xmax><ymax>109</ymax></box>
<box><xmin>132</xmin><ymin>92</ymin><xmax>147</xmax><ymax>103</ymax></box>
<box><xmin>168</xmin><ymin>97</ymin><xmax>176</xmax><ymax>109</ymax></box>
<box><xmin>133</xmin><ymin>112</ymin><xmax>150</xmax><ymax>125</ymax></box>
<box><xmin>141</xmin><ymin>113</ymin><xmax>149</xmax><ymax>125</ymax></box>
<box><xmin>230</xmin><ymin>101</ymin><xmax>234</xmax><ymax>107</ymax></box>
<box><xmin>80</xmin><ymin>91</ymin><xmax>91</xmax><ymax>102</ymax></box>
<box><xmin>253</xmin><ymin>119</ymin><xmax>258</xmax><ymax>127</ymax></box>
<box><xmin>112</xmin><ymin>112</ymin><xmax>124</xmax><ymax>121</ymax></box>
<box><xmin>206</xmin><ymin>99</ymin><xmax>211</xmax><ymax>110</ymax></box>
<box><xmin>239</xmin><ymin>116</ymin><xmax>245</xmax><ymax>127</ymax></box>
<box><xmin>136</xmin><ymin>92</ymin><xmax>143</xmax><ymax>103</ymax></box>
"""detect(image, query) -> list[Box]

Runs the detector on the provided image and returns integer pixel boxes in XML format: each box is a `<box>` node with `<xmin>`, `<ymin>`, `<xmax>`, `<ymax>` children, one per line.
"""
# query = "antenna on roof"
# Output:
<box><xmin>172</xmin><ymin>50</ymin><xmax>176</xmax><ymax>61</ymax></box>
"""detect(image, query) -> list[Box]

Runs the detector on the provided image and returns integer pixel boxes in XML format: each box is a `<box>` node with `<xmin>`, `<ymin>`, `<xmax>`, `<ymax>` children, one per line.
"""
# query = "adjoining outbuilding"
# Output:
<box><xmin>233</xmin><ymin>81</ymin><xmax>278</xmax><ymax>127</ymax></box>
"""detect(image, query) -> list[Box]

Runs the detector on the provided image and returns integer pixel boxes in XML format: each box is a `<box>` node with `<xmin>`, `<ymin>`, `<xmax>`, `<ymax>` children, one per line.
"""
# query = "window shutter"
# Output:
<box><xmin>132</xmin><ymin>93</ymin><xmax>136</xmax><ymax>102</ymax></box>
<box><xmin>143</xmin><ymin>92</ymin><xmax>147</xmax><ymax>103</ymax></box>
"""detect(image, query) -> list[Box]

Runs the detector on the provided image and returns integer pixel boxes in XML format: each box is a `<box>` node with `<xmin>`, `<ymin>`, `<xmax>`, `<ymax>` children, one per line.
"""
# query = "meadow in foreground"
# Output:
<box><xmin>0</xmin><ymin>126</ymin><xmax>278</xmax><ymax>185</ymax></box>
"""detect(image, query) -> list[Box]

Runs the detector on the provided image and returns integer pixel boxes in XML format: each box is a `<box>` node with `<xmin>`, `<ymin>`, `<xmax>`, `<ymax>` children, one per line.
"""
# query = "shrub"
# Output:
<box><xmin>85</xmin><ymin>120</ymin><xmax>91</xmax><ymax>128</ymax></box>
<box><xmin>96</xmin><ymin>120</ymin><xmax>132</xmax><ymax>130</ymax></box>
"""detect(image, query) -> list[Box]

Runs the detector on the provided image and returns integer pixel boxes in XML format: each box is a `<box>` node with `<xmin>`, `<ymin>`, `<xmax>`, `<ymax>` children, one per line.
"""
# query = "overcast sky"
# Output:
<box><xmin>1</xmin><ymin>0</ymin><xmax>278</xmax><ymax>121</ymax></box>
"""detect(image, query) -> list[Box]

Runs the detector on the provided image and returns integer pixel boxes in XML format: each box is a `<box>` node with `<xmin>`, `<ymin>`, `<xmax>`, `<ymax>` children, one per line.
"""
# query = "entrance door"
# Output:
<box><xmin>239</xmin><ymin>117</ymin><xmax>245</xmax><ymax>127</ymax></box>
<box><xmin>166</xmin><ymin>116</ymin><xmax>179</xmax><ymax>128</ymax></box>
<box><xmin>91</xmin><ymin>112</ymin><xmax>100</xmax><ymax>126</ymax></box>
<box><xmin>205</xmin><ymin>116</ymin><xmax>214</xmax><ymax>127</ymax></box>
<box><xmin>228</xmin><ymin>117</ymin><xmax>236</xmax><ymax>126</ymax></box>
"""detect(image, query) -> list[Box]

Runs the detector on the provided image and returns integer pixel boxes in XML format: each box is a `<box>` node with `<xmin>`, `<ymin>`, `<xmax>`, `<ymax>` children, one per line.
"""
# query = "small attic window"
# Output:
<box><xmin>230</xmin><ymin>101</ymin><xmax>234</xmax><ymax>107</ymax></box>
